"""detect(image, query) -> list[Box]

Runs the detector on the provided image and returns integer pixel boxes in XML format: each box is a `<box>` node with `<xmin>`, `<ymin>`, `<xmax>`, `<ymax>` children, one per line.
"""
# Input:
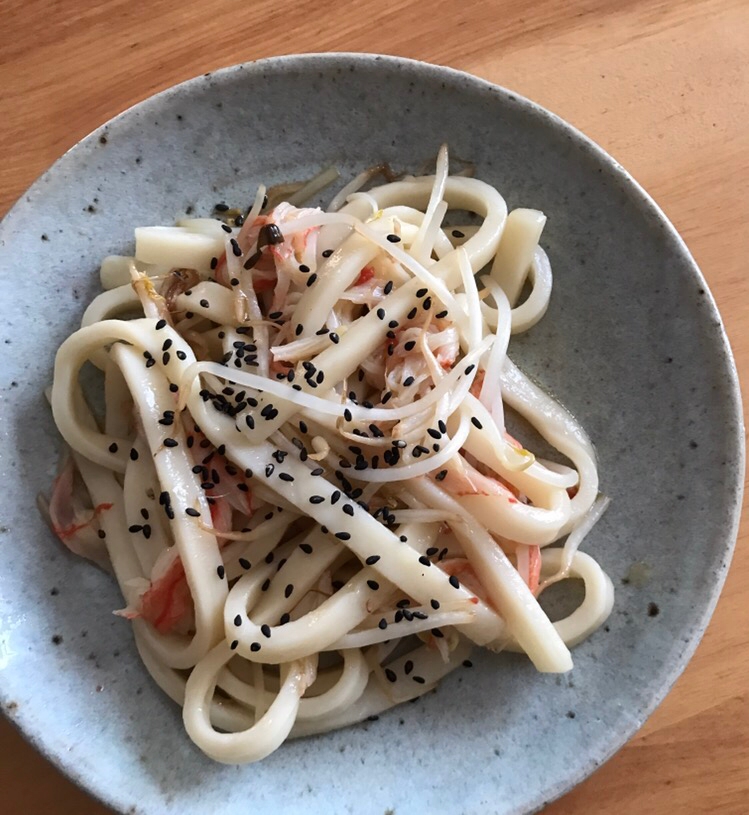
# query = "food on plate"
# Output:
<box><xmin>43</xmin><ymin>146</ymin><xmax>613</xmax><ymax>763</ymax></box>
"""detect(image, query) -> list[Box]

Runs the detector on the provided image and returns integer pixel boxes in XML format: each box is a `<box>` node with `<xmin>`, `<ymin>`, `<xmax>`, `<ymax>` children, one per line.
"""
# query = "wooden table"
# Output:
<box><xmin>1</xmin><ymin>1</ymin><xmax>747</xmax><ymax>812</ymax></box>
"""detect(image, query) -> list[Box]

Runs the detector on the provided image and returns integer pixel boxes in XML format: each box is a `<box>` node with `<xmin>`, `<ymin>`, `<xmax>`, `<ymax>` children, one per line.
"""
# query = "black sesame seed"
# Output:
<box><xmin>217</xmin><ymin>565</ymin><xmax>225</xmax><ymax>579</ymax></box>
<box><xmin>278</xmin><ymin>473</ymin><xmax>294</xmax><ymax>482</ymax></box>
<box><xmin>404</xmin><ymin>660</ymin><xmax>413</xmax><ymax>675</ymax></box>
<box><xmin>300</xmin><ymin>543</ymin><xmax>313</xmax><ymax>554</ymax></box>
<box><xmin>230</xmin><ymin>239</ymin><xmax>242</xmax><ymax>257</ymax></box>
<box><xmin>299</xmin><ymin>264</ymin><xmax>310</xmax><ymax>273</ymax></box>
<box><xmin>376</xmin><ymin>308</ymin><xmax>386</xmax><ymax>320</ymax></box>
<box><xmin>128</xmin><ymin>524</ymin><xmax>143</xmax><ymax>533</ymax></box>
<box><xmin>279</xmin><ymin>613</ymin><xmax>290</xmax><ymax>625</ymax></box>
<box><xmin>365</xmin><ymin>555</ymin><xmax>381</xmax><ymax>565</ymax></box>
<box><xmin>436</xmin><ymin>310</ymin><xmax>448</xmax><ymax>319</ymax></box>
<box><xmin>284</xmin><ymin>584</ymin><xmax>294</xmax><ymax>598</ymax></box>
<box><xmin>261</xmin><ymin>624</ymin><xmax>271</xmax><ymax>638</ymax></box>
<box><xmin>418</xmin><ymin>555</ymin><xmax>431</xmax><ymax>567</ymax></box>
<box><xmin>385</xmin><ymin>668</ymin><xmax>397</xmax><ymax>682</ymax></box>
<box><xmin>384</xmin><ymin>281</ymin><xmax>394</xmax><ymax>295</ymax></box>
<box><xmin>331</xmin><ymin>490</ymin><xmax>341</xmax><ymax>504</ymax></box>
<box><xmin>430</xmin><ymin>599</ymin><xmax>440</xmax><ymax>610</ymax></box>
<box><xmin>412</xmin><ymin>676</ymin><xmax>426</xmax><ymax>684</ymax></box>
<box><xmin>250</xmin><ymin>642</ymin><xmax>261</xmax><ymax>652</ymax></box>
<box><xmin>269</xmin><ymin>311</ymin><xmax>283</xmax><ymax>320</ymax></box>
<box><xmin>199</xmin><ymin>299</ymin><xmax>210</xmax><ymax>308</ymax></box>
<box><xmin>378</xmin><ymin>618</ymin><xmax>388</xmax><ymax>630</ymax></box>
<box><xmin>343</xmin><ymin>504</ymin><xmax>355</xmax><ymax>516</ymax></box>
<box><xmin>465</xmin><ymin>364</ymin><xmax>476</xmax><ymax>375</ymax></box>
<box><xmin>407</xmin><ymin>307</ymin><xmax>418</xmax><ymax>320</ymax></box>
<box><xmin>432</xmin><ymin>628</ymin><xmax>444</xmax><ymax>638</ymax></box>
<box><xmin>306</xmin><ymin>273</ymin><xmax>318</xmax><ymax>287</ymax></box>
<box><xmin>423</xmin><ymin>296</ymin><xmax>432</xmax><ymax>310</ymax></box>
<box><xmin>108</xmin><ymin>442</ymin><xmax>119</xmax><ymax>453</ymax></box>
<box><xmin>449</xmin><ymin>575</ymin><xmax>460</xmax><ymax>589</ymax></box>
<box><xmin>462</xmin><ymin>659</ymin><xmax>473</xmax><ymax>668</ymax></box>
<box><xmin>416</xmin><ymin>288</ymin><xmax>428</xmax><ymax>298</ymax></box>
<box><xmin>404</xmin><ymin>340</ymin><xmax>416</xmax><ymax>352</ymax></box>
<box><xmin>367</xmin><ymin>580</ymin><xmax>380</xmax><ymax>590</ymax></box>
<box><xmin>234</xmin><ymin>614</ymin><xmax>242</xmax><ymax>626</ymax></box>
<box><xmin>210</xmin><ymin>257</ymin><xmax>218</xmax><ymax>270</ymax></box>
<box><xmin>403</xmin><ymin>376</ymin><xmax>415</xmax><ymax>387</ymax></box>
<box><xmin>426</xmin><ymin>547</ymin><xmax>439</xmax><ymax>556</ymax></box>
<box><xmin>329</xmin><ymin>332</ymin><xmax>340</xmax><ymax>344</ymax></box>
<box><xmin>239</xmin><ymin>558</ymin><xmax>251</xmax><ymax>570</ymax></box>
<box><xmin>335</xmin><ymin>531</ymin><xmax>351</xmax><ymax>540</ymax></box>
<box><xmin>295</xmin><ymin>324</ymin><xmax>304</xmax><ymax>336</ymax></box>
<box><xmin>169</xmin><ymin>383</ymin><xmax>179</xmax><ymax>393</ymax></box>
<box><xmin>436</xmin><ymin>469</ymin><xmax>448</xmax><ymax>481</ymax></box>
<box><xmin>322</xmin><ymin>249</ymin><xmax>334</xmax><ymax>257</ymax></box>
<box><xmin>185</xmin><ymin>508</ymin><xmax>200</xmax><ymax>517</ymax></box>
<box><xmin>386</xmin><ymin>234</ymin><xmax>401</xmax><ymax>243</ymax></box>
<box><xmin>471</xmin><ymin>417</ymin><xmax>483</xmax><ymax>429</ymax></box>
<box><xmin>427</xmin><ymin>428</ymin><xmax>441</xmax><ymax>440</ymax></box>
<box><xmin>163</xmin><ymin>438</ymin><xmax>178</xmax><ymax>448</ymax></box>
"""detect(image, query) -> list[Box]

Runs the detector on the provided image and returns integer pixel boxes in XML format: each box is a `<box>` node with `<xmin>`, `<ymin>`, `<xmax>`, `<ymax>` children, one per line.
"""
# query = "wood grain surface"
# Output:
<box><xmin>1</xmin><ymin>1</ymin><xmax>747</xmax><ymax>812</ymax></box>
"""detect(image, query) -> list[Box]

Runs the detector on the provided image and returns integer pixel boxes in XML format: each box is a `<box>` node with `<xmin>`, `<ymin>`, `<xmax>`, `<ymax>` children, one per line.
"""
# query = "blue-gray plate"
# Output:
<box><xmin>0</xmin><ymin>53</ymin><xmax>743</xmax><ymax>815</ymax></box>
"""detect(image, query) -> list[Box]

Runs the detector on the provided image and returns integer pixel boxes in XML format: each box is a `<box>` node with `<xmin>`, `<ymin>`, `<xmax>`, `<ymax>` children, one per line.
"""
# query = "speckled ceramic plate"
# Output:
<box><xmin>0</xmin><ymin>53</ymin><xmax>743</xmax><ymax>815</ymax></box>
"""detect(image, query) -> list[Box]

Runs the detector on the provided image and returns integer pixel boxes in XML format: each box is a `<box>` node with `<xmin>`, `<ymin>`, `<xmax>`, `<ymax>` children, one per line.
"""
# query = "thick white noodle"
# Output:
<box><xmin>46</xmin><ymin>154</ymin><xmax>611</xmax><ymax>764</ymax></box>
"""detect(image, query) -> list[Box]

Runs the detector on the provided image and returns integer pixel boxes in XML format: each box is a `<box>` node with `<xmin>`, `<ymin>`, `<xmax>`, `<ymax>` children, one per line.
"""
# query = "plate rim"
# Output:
<box><xmin>0</xmin><ymin>50</ymin><xmax>744</xmax><ymax>815</ymax></box>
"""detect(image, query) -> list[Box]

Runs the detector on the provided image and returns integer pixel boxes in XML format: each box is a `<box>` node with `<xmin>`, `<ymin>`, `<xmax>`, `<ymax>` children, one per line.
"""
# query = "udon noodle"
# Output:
<box><xmin>43</xmin><ymin>146</ymin><xmax>614</xmax><ymax>763</ymax></box>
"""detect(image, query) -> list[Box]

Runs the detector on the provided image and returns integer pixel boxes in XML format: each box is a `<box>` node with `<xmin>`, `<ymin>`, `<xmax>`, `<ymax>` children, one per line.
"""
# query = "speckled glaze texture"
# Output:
<box><xmin>0</xmin><ymin>54</ymin><xmax>743</xmax><ymax>815</ymax></box>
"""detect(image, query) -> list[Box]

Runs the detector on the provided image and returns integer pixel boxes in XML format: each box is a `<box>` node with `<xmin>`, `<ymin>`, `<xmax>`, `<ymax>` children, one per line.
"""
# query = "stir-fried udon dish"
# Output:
<box><xmin>43</xmin><ymin>146</ymin><xmax>614</xmax><ymax>763</ymax></box>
